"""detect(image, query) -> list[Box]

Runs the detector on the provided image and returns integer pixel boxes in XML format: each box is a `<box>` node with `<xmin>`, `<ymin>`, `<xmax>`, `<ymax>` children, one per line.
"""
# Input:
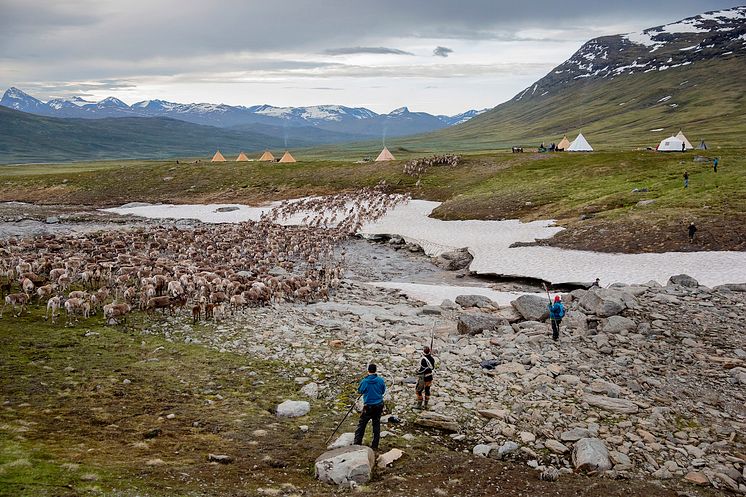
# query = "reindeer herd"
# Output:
<box><xmin>0</xmin><ymin>186</ymin><xmax>408</xmax><ymax>327</ymax></box>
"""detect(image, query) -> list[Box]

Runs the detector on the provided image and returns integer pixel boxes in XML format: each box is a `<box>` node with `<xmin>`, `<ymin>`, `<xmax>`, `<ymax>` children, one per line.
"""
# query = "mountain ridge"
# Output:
<box><xmin>0</xmin><ymin>87</ymin><xmax>487</xmax><ymax>137</ymax></box>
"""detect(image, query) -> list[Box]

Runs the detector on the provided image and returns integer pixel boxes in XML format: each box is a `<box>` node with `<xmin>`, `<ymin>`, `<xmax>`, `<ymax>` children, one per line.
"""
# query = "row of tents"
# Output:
<box><xmin>210</xmin><ymin>147</ymin><xmax>397</xmax><ymax>163</ymax></box>
<box><xmin>211</xmin><ymin>150</ymin><xmax>297</xmax><ymax>162</ymax></box>
<box><xmin>553</xmin><ymin>130</ymin><xmax>707</xmax><ymax>153</ymax></box>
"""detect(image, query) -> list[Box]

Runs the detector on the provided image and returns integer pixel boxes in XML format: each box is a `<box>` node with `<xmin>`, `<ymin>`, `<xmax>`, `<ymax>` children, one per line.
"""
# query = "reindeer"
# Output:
<box><xmin>2</xmin><ymin>293</ymin><xmax>29</xmax><ymax>317</ymax></box>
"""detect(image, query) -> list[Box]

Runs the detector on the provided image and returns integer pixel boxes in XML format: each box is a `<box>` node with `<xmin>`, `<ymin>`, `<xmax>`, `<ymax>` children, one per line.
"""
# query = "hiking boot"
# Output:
<box><xmin>423</xmin><ymin>400</ymin><xmax>429</xmax><ymax>409</ymax></box>
<box><xmin>414</xmin><ymin>400</ymin><xmax>423</xmax><ymax>409</ymax></box>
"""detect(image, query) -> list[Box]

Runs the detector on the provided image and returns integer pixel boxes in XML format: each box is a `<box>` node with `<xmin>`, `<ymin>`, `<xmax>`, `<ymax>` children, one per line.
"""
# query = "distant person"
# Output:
<box><xmin>590</xmin><ymin>278</ymin><xmax>601</xmax><ymax>288</ymax></box>
<box><xmin>713</xmin><ymin>157</ymin><xmax>719</xmax><ymax>173</ymax></box>
<box><xmin>547</xmin><ymin>296</ymin><xmax>565</xmax><ymax>341</ymax></box>
<box><xmin>684</xmin><ymin>171</ymin><xmax>689</xmax><ymax>188</ymax></box>
<box><xmin>414</xmin><ymin>346</ymin><xmax>436</xmax><ymax>409</ymax></box>
<box><xmin>353</xmin><ymin>363</ymin><xmax>386</xmax><ymax>450</ymax></box>
<box><xmin>682</xmin><ymin>142</ymin><xmax>686</xmax><ymax>152</ymax></box>
<box><xmin>688</xmin><ymin>222</ymin><xmax>697</xmax><ymax>243</ymax></box>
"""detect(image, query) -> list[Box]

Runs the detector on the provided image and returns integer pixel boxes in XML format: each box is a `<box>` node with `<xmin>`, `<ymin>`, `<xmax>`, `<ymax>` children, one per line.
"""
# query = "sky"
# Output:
<box><xmin>0</xmin><ymin>1</ymin><xmax>739</xmax><ymax>114</ymax></box>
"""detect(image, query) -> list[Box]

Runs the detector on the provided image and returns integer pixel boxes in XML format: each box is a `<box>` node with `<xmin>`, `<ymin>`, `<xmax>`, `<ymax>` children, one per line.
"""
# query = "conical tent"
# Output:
<box><xmin>211</xmin><ymin>150</ymin><xmax>226</xmax><ymax>162</ymax></box>
<box><xmin>235</xmin><ymin>151</ymin><xmax>249</xmax><ymax>161</ymax></box>
<box><xmin>279</xmin><ymin>151</ymin><xmax>296</xmax><ymax>163</ymax></box>
<box><xmin>657</xmin><ymin>136</ymin><xmax>685</xmax><ymax>152</ymax></box>
<box><xmin>696</xmin><ymin>140</ymin><xmax>708</xmax><ymax>150</ymax></box>
<box><xmin>567</xmin><ymin>133</ymin><xmax>593</xmax><ymax>152</ymax></box>
<box><xmin>259</xmin><ymin>150</ymin><xmax>276</xmax><ymax>162</ymax></box>
<box><xmin>557</xmin><ymin>135</ymin><xmax>571</xmax><ymax>150</ymax></box>
<box><xmin>675</xmin><ymin>130</ymin><xmax>693</xmax><ymax>150</ymax></box>
<box><xmin>375</xmin><ymin>147</ymin><xmax>395</xmax><ymax>162</ymax></box>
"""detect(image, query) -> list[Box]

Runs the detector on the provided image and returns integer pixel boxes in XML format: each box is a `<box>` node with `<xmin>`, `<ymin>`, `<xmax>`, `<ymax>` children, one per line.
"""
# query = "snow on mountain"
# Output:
<box><xmin>439</xmin><ymin>108</ymin><xmax>489</xmax><ymax>126</ymax></box>
<box><xmin>513</xmin><ymin>6</ymin><xmax>746</xmax><ymax>103</ymax></box>
<box><xmin>1</xmin><ymin>87</ymin><xmax>484</xmax><ymax>136</ymax></box>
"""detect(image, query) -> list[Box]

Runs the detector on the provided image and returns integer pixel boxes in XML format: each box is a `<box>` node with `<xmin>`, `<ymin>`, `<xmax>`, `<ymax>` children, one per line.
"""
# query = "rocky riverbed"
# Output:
<box><xmin>144</xmin><ymin>268</ymin><xmax>745</xmax><ymax>493</ymax></box>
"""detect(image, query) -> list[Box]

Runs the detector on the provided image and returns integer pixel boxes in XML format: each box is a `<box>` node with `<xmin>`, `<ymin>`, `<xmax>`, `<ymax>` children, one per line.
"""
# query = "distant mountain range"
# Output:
<box><xmin>395</xmin><ymin>5</ymin><xmax>746</xmax><ymax>150</ymax></box>
<box><xmin>0</xmin><ymin>87</ymin><xmax>487</xmax><ymax>137</ymax></box>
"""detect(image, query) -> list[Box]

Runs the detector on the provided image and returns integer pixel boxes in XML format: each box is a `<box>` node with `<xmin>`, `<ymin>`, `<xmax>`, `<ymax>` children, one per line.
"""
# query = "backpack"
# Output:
<box><xmin>553</xmin><ymin>303</ymin><xmax>565</xmax><ymax>319</ymax></box>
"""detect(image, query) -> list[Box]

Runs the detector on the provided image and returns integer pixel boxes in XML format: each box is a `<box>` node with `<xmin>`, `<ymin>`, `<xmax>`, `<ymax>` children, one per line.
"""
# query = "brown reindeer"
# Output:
<box><xmin>2</xmin><ymin>293</ymin><xmax>29</xmax><ymax>317</ymax></box>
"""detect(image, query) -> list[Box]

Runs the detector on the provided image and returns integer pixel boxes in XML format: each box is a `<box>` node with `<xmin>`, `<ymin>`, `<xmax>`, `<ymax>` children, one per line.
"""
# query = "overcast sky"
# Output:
<box><xmin>0</xmin><ymin>1</ymin><xmax>739</xmax><ymax>114</ymax></box>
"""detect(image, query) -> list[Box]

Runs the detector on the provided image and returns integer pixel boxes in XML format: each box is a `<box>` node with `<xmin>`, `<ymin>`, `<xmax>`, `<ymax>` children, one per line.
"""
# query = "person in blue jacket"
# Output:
<box><xmin>548</xmin><ymin>295</ymin><xmax>565</xmax><ymax>341</ymax></box>
<box><xmin>353</xmin><ymin>363</ymin><xmax>386</xmax><ymax>450</ymax></box>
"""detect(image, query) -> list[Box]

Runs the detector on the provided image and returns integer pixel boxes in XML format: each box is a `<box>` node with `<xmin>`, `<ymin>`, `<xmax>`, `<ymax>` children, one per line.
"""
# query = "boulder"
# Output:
<box><xmin>545</xmin><ymin>439</ymin><xmax>570</xmax><ymax>454</ymax></box>
<box><xmin>561</xmin><ymin>428</ymin><xmax>592</xmax><ymax>442</ymax></box>
<box><xmin>455</xmin><ymin>294</ymin><xmax>497</xmax><ymax>309</ymax></box>
<box><xmin>457</xmin><ymin>313</ymin><xmax>507</xmax><ymax>335</ymax></box>
<box><xmin>510</xmin><ymin>295</ymin><xmax>549</xmax><ymax>321</ymax></box>
<box><xmin>301</xmin><ymin>382</ymin><xmax>319</xmax><ymax>399</ymax></box>
<box><xmin>578</xmin><ymin>288</ymin><xmax>635</xmax><ymax>317</ymax></box>
<box><xmin>602</xmin><ymin>315</ymin><xmax>637</xmax><ymax>334</ymax></box>
<box><xmin>572</xmin><ymin>438</ymin><xmax>612</xmax><ymax>472</ymax></box>
<box><xmin>564</xmin><ymin>310</ymin><xmax>588</xmax><ymax>332</ymax></box>
<box><xmin>684</xmin><ymin>471</ymin><xmax>709</xmax><ymax>486</ymax></box>
<box><xmin>667</xmin><ymin>274</ymin><xmax>699</xmax><ymax>288</ymax></box>
<box><xmin>215</xmin><ymin>206</ymin><xmax>240</xmax><ymax>212</ymax></box>
<box><xmin>584</xmin><ymin>394</ymin><xmax>638</xmax><ymax>414</ymax></box>
<box><xmin>45</xmin><ymin>216</ymin><xmax>59</xmax><ymax>224</ymax></box>
<box><xmin>327</xmin><ymin>432</ymin><xmax>355</xmax><ymax>450</ymax></box>
<box><xmin>473</xmin><ymin>444</ymin><xmax>492</xmax><ymax>457</ymax></box>
<box><xmin>315</xmin><ymin>445</ymin><xmax>375</xmax><ymax>485</ymax></box>
<box><xmin>714</xmin><ymin>283</ymin><xmax>746</xmax><ymax>293</ymax></box>
<box><xmin>414</xmin><ymin>412</ymin><xmax>459</xmax><ymax>432</ymax></box>
<box><xmin>276</xmin><ymin>400</ymin><xmax>310</xmax><ymax>417</ymax></box>
<box><xmin>495</xmin><ymin>441</ymin><xmax>520</xmax><ymax>459</ymax></box>
<box><xmin>420</xmin><ymin>305</ymin><xmax>442</xmax><ymax>315</ymax></box>
<box><xmin>587</xmin><ymin>380</ymin><xmax>622</xmax><ymax>398</ymax></box>
<box><xmin>376</xmin><ymin>448</ymin><xmax>404</xmax><ymax>468</ymax></box>
<box><xmin>434</xmin><ymin>248</ymin><xmax>473</xmax><ymax>271</ymax></box>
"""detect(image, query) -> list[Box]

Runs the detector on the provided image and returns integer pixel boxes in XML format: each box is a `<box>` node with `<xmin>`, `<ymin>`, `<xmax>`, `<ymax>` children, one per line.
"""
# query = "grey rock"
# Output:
<box><xmin>301</xmin><ymin>382</ymin><xmax>319</xmax><ymax>399</ymax></box>
<box><xmin>208</xmin><ymin>454</ymin><xmax>234</xmax><ymax>464</ymax></box>
<box><xmin>434</xmin><ymin>248</ymin><xmax>473</xmax><ymax>271</ymax></box>
<box><xmin>415</xmin><ymin>412</ymin><xmax>459</xmax><ymax>432</ymax></box>
<box><xmin>420</xmin><ymin>305</ymin><xmax>442</xmax><ymax>315</ymax></box>
<box><xmin>540</xmin><ymin>466</ymin><xmax>560</xmax><ymax>481</ymax></box>
<box><xmin>215</xmin><ymin>206</ymin><xmax>240</xmax><ymax>212</ymax></box>
<box><xmin>495</xmin><ymin>441</ymin><xmax>520</xmax><ymax>459</ymax></box>
<box><xmin>276</xmin><ymin>400</ymin><xmax>310</xmax><ymax>417</ymax></box>
<box><xmin>561</xmin><ymin>428</ymin><xmax>592</xmax><ymax>442</ymax></box>
<box><xmin>572</xmin><ymin>438</ymin><xmax>612</xmax><ymax>472</ymax></box>
<box><xmin>473</xmin><ymin>444</ymin><xmax>492</xmax><ymax>457</ymax></box>
<box><xmin>584</xmin><ymin>394</ymin><xmax>638</xmax><ymax>414</ymax></box>
<box><xmin>714</xmin><ymin>283</ymin><xmax>746</xmax><ymax>293</ymax></box>
<box><xmin>315</xmin><ymin>445</ymin><xmax>375</xmax><ymax>485</ymax></box>
<box><xmin>510</xmin><ymin>295</ymin><xmax>549</xmax><ymax>321</ymax></box>
<box><xmin>455</xmin><ymin>294</ymin><xmax>497</xmax><ymax>309</ymax></box>
<box><xmin>327</xmin><ymin>432</ymin><xmax>355</xmax><ymax>450</ymax></box>
<box><xmin>578</xmin><ymin>288</ymin><xmax>635</xmax><ymax>317</ymax></box>
<box><xmin>667</xmin><ymin>274</ymin><xmax>698</xmax><ymax>288</ymax></box>
<box><xmin>457</xmin><ymin>313</ymin><xmax>507</xmax><ymax>335</ymax></box>
<box><xmin>602</xmin><ymin>315</ymin><xmax>637</xmax><ymax>334</ymax></box>
<box><xmin>45</xmin><ymin>216</ymin><xmax>59</xmax><ymax>224</ymax></box>
<box><xmin>440</xmin><ymin>299</ymin><xmax>459</xmax><ymax>310</ymax></box>
<box><xmin>545</xmin><ymin>439</ymin><xmax>570</xmax><ymax>454</ymax></box>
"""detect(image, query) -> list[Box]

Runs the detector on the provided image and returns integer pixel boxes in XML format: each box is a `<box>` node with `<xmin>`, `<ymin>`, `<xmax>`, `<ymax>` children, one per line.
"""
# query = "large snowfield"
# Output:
<box><xmin>104</xmin><ymin>200</ymin><xmax>746</xmax><ymax>288</ymax></box>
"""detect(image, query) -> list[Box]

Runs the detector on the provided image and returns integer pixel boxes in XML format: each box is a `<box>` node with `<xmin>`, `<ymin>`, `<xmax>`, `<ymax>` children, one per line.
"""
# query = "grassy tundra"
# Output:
<box><xmin>0</xmin><ymin>148</ymin><xmax>743</xmax><ymax>252</ymax></box>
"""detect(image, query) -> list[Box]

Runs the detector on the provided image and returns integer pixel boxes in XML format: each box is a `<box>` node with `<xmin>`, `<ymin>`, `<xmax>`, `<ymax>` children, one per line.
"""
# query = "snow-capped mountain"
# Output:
<box><xmin>0</xmin><ymin>87</ymin><xmax>482</xmax><ymax>137</ymax></box>
<box><xmin>512</xmin><ymin>6</ymin><xmax>746</xmax><ymax>102</ymax></box>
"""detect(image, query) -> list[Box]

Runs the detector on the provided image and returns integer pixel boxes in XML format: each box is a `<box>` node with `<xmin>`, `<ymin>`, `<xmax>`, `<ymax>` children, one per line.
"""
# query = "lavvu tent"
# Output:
<box><xmin>235</xmin><ymin>152</ymin><xmax>249</xmax><ymax>161</ymax></box>
<box><xmin>675</xmin><ymin>130</ymin><xmax>693</xmax><ymax>150</ymax></box>
<box><xmin>375</xmin><ymin>147</ymin><xmax>395</xmax><ymax>162</ymax></box>
<box><xmin>259</xmin><ymin>150</ymin><xmax>276</xmax><ymax>162</ymax></box>
<box><xmin>211</xmin><ymin>150</ymin><xmax>226</xmax><ymax>162</ymax></box>
<box><xmin>279</xmin><ymin>151</ymin><xmax>296</xmax><ymax>163</ymax></box>
<box><xmin>556</xmin><ymin>135</ymin><xmax>571</xmax><ymax>150</ymax></box>
<box><xmin>657</xmin><ymin>136</ymin><xmax>685</xmax><ymax>152</ymax></box>
<box><xmin>567</xmin><ymin>133</ymin><xmax>593</xmax><ymax>152</ymax></box>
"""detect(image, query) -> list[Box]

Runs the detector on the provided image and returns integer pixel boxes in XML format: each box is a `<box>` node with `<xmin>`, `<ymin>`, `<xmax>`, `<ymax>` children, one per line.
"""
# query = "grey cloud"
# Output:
<box><xmin>433</xmin><ymin>46</ymin><xmax>453</xmax><ymax>57</ymax></box>
<box><xmin>324</xmin><ymin>47</ymin><xmax>414</xmax><ymax>56</ymax></box>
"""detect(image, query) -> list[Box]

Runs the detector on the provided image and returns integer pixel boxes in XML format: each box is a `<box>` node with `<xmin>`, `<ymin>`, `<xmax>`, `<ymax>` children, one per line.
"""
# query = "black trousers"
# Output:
<box><xmin>353</xmin><ymin>402</ymin><xmax>384</xmax><ymax>449</ymax></box>
<box><xmin>551</xmin><ymin>319</ymin><xmax>561</xmax><ymax>340</ymax></box>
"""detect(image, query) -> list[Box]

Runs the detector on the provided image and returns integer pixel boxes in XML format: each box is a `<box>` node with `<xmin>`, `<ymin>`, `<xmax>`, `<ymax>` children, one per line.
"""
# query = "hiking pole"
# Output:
<box><xmin>325</xmin><ymin>393</ymin><xmax>362</xmax><ymax>446</ymax></box>
<box><xmin>429</xmin><ymin>320</ymin><xmax>435</xmax><ymax>353</ymax></box>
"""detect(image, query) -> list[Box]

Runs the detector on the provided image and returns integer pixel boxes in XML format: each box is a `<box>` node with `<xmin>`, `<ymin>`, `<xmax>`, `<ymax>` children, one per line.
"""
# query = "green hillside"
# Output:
<box><xmin>0</xmin><ymin>107</ymin><xmax>311</xmax><ymax>163</ymax></box>
<box><xmin>404</xmin><ymin>58</ymin><xmax>746</xmax><ymax>150</ymax></box>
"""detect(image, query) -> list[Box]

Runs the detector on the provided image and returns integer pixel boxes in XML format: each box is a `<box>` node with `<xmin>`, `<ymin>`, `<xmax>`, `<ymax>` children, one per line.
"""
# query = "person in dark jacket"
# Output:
<box><xmin>713</xmin><ymin>157</ymin><xmax>719</xmax><ymax>173</ymax></box>
<box><xmin>353</xmin><ymin>363</ymin><xmax>386</xmax><ymax>450</ymax></box>
<box><xmin>548</xmin><ymin>296</ymin><xmax>565</xmax><ymax>341</ymax></box>
<box><xmin>415</xmin><ymin>346</ymin><xmax>436</xmax><ymax>409</ymax></box>
<box><xmin>684</xmin><ymin>171</ymin><xmax>689</xmax><ymax>188</ymax></box>
<box><xmin>688</xmin><ymin>222</ymin><xmax>697</xmax><ymax>242</ymax></box>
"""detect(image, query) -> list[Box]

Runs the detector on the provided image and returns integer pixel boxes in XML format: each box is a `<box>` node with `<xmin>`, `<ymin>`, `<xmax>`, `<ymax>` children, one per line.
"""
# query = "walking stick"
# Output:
<box><xmin>325</xmin><ymin>393</ymin><xmax>362</xmax><ymax>446</ymax></box>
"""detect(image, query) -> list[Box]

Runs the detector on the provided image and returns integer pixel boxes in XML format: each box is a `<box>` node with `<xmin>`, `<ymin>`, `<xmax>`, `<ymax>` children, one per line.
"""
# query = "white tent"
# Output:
<box><xmin>696</xmin><ymin>140</ymin><xmax>708</xmax><ymax>150</ymax></box>
<box><xmin>657</xmin><ymin>136</ymin><xmax>685</xmax><ymax>152</ymax></box>
<box><xmin>375</xmin><ymin>147</ymin><xmax>396</xmax><ymax>162</ymax></box>
<box><xmin>675</xmin><ymin>130</ymin><xmax>693</xmax><ymax>150</ymax></box>
<box><xmin>567</xmin><ymin>132</ymin><xmax>593</xmax><ymax>152</ymax></box>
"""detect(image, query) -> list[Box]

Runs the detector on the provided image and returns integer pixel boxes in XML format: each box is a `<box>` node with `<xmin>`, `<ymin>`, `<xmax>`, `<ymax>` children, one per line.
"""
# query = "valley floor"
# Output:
<box><xmin>0</xmin><ymin>212</ymin><xmax>744</xmax><ymax>496</ymax></box>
